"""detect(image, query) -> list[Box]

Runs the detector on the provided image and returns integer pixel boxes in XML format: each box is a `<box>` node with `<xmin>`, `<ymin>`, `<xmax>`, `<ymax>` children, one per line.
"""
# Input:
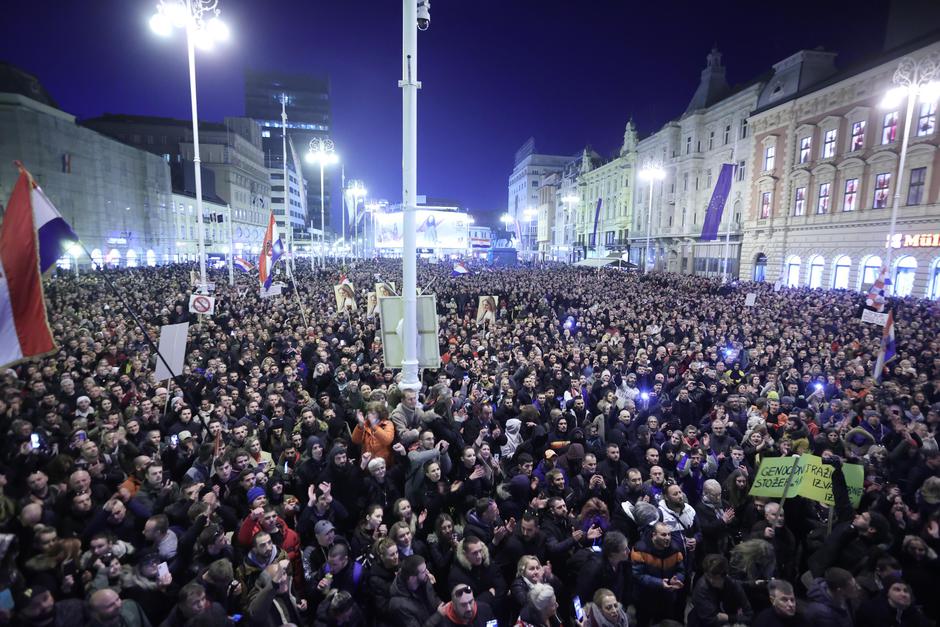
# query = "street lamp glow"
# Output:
<box><xmin>918</xmin><ymin>80</ymin><xmax>940</xmax><ymax>103</ymax></box>
<box><xmin>639</xmin><ymin>165</ymin><xmax>666</xmax><ymax>181</ymax></box>
<box><xmin>149</xmin><ymin>12</ymin><xmax>172</xmax><ymax>36</ymax></box>
<box><xmin>307</xmin><ymin>137</ymin><xmax>337</xmax><ymax>268</ymax></box>
<box><xmin>500</xmin><ymin>213</ymin><xmax>514</xmax><ymax>226</ymax></box>
<box><xmin>523</xmin><ymin>208</ymin><xmax>537</xmax><ymax>220</ymax></box>
<box><xmin>207</xmin><ymin>16</ymin><xmax>229</xmax><ymax>41</ymax></box>
<box><xmin>68</xmin><ymin>243</ymin><xmax>82</xmax><ymax>257</ymax></box>
<box><xmin>880</xmin><ymin>85</ymin><xmax>907</xmax><ymax>109</ymax></box>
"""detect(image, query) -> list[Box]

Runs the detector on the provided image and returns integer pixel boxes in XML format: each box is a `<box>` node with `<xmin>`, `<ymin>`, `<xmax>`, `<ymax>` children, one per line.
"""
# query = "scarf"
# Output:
<box><xmin>585</xmin><ymin>602</ymin><xmax>629</xmax><ymax>627</ymax></box>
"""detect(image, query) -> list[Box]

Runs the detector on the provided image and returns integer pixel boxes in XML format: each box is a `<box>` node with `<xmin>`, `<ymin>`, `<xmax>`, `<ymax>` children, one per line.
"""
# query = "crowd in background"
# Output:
<box><xmin>0</xmin><ymin>259</ymin><xmax>938</xmax><ymax>627</ymax></box>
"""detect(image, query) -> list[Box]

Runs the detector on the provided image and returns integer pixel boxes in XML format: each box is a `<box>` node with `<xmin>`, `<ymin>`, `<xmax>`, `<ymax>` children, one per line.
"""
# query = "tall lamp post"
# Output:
<box><xmin>305</xmin><ymin>138</ymin><xmax>338</xmax><ymax>269</ymax></box>
<box><xmin>346</xmin><ymin>181</ymin><xmax>367</xmax><ymax>260</ymax></box>
<box><xmin>561</xmin><ymin>195</ymin><xmax>578</xmax><ymax>262</ymax></box>
<box><xmin>150</xmin><ymin>0</ymin><xmax>229</xmax><ymax>289</ymax></box>
<box><xmin>638</xmin><ymin>163</ymin><xmax>666</xmax><ymax>273</ymax></box>
<box><xmin>523</xmin><ymin>207</ymin><xmax>537</xmax><ymax>262</ymax></box>
<box><xmin>880</xmin><ymin>54</ymin><xmax>940</xmax><ymax>287</ymax></box>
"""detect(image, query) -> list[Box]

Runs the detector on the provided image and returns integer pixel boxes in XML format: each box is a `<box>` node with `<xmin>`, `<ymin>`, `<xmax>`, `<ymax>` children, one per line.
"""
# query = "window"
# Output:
<box><xmin>833</xmin><ymin>256</ymin><xmax>851</xmax><ymax>289</ymax></box>
<box><xmin>851</xmin><ymin>121</ymin><xmax>866</xmax><ymax>151</ymax></box>
<box><xmin>724</xmin><ymin>125</ymin><xmax>731</xmax><ymax>145</ymax></box>
<box><xmin>881</xmin><ymin>112</ymin><xmax>898</xmax><ymax>144</ymax></box>
<box><xmin>740</xmin><ymin>119</ymin><xmax>748</xmax><ymax>139</ymax></box>
<box><xmin>686</xmin><ymin>136</ymin><xmax>692</xmax><ymax>155</ymax></box>
<box><xmin>930</xmin><ymin>260</ymin><xmax>940</xmax><ymax>299</ymax></box>
<box><xmin>843</xmin><ymin>178</ymin><xmax>858</xmax><ymax>212</ymax></box>
<box><xmin>605</xmin><ymin>231</ymin><xmax>615</xmax><ymax>245</ymax></box>
<box><xmin>894</xmin><ymin>256</ymin><xmax>917</xmax><ymax>297</ymax></box>
<box><xmin>873</xmin><ymin>173</ymin><xmax>891</xmax><ymax>208</ymax></box>
<box><xmin>708</xmin><ymin>131</ymin><xmax>714</xmax><ymax>150</ymax></box>
<box><xmin>764</xmin><ymin>145</ymin><xmax>775</xmax><ymax>171</ymax></box>
<box><xmin>683</xmin><ymin>174</ymin><xmax>688</xmax><ymax>191</ymax></box>
<box><xmin>794</xmin><ymin>187</ymin><xmax>806</xmax><ymax>216</ymax></box>
<box><xmin>808</xmin><ymin>255</ymin><xmax>825</xmax><ymax>288</ymax></box>
<box><xmin>907</xmin><ymin>167</ymin><xmax>926</xmax><ymax>205</ymax></box>
<box><xmin>861</xmin><ymin>255</ymin><xmax>882</xmax><ymax>288</ymax></box>
<box><xmin>799</xmin><ymin>136</ymin><xmax>812</xmax><ymax>163</ymax></box>
<box><xmin>754</xmin><ymin>253</ymin><xmax>768</xmax><ymax>282</ymax></box>
<box><xmin>817</xmin><ymin>183</ymin><xmax>831</xmax><ymax>214</ymax></box>
<box><xmin>736</xmin><ymin>161</ymin><xmax>746</xmax><ymax>182</ymax></box>
<box><xmin>785</xmin><ymin>256</ymin><xmax>801</xmax><ymax>287</ymax></box>
<box><xmin>917</xmin><ymin>102</ymin><xmax>936</xmax><ymax>136</ymax></box>
<box><xmin>822</xmin><ymin>129</ymin><xmax>837</xmax><ymax>158</ymax></box>
<box><xmin>760</xmin><ymin>191</ymin><xmax>772</xmax><ymax>218</ymax></box>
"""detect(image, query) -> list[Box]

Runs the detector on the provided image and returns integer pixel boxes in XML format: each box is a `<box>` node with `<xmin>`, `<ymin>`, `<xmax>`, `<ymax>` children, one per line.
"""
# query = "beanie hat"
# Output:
<box><xmin>247</xmin><ymin>486</ymin><xmax>266</xmax><ymax>505</ymax></box>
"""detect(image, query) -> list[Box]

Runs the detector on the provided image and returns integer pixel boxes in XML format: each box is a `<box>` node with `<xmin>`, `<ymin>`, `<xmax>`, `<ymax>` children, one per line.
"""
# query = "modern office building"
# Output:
<box><xmin>507</xmin><ymin>138</ymin><xmax>572</xmax><ymax>257</ymax></box>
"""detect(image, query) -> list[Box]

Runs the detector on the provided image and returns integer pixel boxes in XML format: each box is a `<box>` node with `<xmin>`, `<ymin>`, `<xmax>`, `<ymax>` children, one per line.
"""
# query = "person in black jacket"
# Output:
<box><xmin>856</xmin><ymin>576</ymin><xmax>931</xmax><ymax>627</ymax></box>
<box><xmin>687</xmin><ymin>554</ymin><xmax>753</xmax><ymax>626</ymax></box>
<box><xmin>365</xmin><ymin>538</ymin><xmax>399</xmax><ymax>625</ymax></box>
<box><xmin>387</xmin><ymin>555</ymin><xmax>443</xmax><ymax>627</ymax></box>
<box><xmin>447</xmin><ymin>536</ymin><xmax>507</xmax><ymax>614</ymax></box>
<box><xmin>754</xmin><ymin>579</ymin><xmax>804</xmax><ymax>627</ymax></box>
<box><xmin>576</xmin><ymin>531</ymin><xmax>631</xmax><ymax>611</ymax></box>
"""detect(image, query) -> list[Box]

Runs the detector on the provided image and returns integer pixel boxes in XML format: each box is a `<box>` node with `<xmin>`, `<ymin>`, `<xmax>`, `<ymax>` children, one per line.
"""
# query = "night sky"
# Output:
<box><xmin>1</xmin><ymin>0</ymin><xmax>891</xmax><ymax>227</ymax></box>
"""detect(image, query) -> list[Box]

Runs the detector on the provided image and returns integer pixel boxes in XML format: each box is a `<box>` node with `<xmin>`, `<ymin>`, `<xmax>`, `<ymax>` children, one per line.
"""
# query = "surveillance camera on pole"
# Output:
<box><xmin>417</xmin><ymin>0</ymin><xmax>430</xmax><ymax>30</ymax></box>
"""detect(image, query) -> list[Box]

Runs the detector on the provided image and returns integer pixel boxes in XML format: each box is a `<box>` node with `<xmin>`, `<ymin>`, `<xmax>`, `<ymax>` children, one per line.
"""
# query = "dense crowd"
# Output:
<box><xmin>0</xmin><ymin>259</ymin><xmax>938</xmax><ymax>627</ymax></box>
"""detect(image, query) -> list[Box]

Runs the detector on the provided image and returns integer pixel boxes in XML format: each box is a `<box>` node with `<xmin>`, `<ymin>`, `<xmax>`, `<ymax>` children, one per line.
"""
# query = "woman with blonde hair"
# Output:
<box><xmin>583</xmin><ymin>587</ymin><xmax>629</xmax><ymax>627</ymax></box>
<box><xmin>729</xmin><ymin>538</ymin><xmax>776</xmax><ymax>612</ymax></box>
<box><xmin>510</xmin><ymin>555</ymin><xmax>561</xmax><ymax>618</ymax></box>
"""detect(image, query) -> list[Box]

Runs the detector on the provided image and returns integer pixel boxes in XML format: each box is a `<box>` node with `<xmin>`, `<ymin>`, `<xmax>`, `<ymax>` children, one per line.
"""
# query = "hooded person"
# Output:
<box><xmin>497</xmin><ymin>474</ymin><xmax>534</xmax><ymax>522</ymax></box>
<box><xmin>502</xmin><ymin>419</ymin><xmax>524</xmax><ymax>459</ymax></box>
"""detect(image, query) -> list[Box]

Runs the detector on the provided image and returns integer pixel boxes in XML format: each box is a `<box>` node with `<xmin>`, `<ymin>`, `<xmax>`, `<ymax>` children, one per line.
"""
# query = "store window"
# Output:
<box><xmin>860</xmin><ymin>255</ymin><xmax>882</xmax><ymax>290</ymax></box>
<box><xmin>894</xmin><ymin>256</ymin><xmax>917</xmax><ymax>297</ymax></box>
<box><xmin>785</xmin><ymin>255</ymin><xmax>802</xmax><ymax>287</ymax></box>
<box><xmin>808</xmin><ymin>255</ymin><xmax>825</xmax><ymax>288</ymax></box>
<box><xmin>146</xmin><ymin>250</ymin><xmax>157</xmax><ymax>267</ymax></box>
<box><xmin>833</xmin><ymin>255</ymin><xmax>851</xmax><ymax>289</ymax></box>
<box><xmin>929</xmin><ymin>259</ymin><xmax>940</xmax><ymax>299</ymax></box>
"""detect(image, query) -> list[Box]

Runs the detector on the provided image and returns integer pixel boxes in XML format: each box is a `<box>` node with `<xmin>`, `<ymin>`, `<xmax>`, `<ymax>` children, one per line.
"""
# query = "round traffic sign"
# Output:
<box><xmin>192</xmin><ymin>295</ymin><xmax>212</xmax><ymax>314</ymax></box>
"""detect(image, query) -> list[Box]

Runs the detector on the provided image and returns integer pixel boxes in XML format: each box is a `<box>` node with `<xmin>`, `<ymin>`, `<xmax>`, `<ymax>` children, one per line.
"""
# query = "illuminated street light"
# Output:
<box><xmin>639</xmin><ymin>163</ymin><xmax>666</xmax><ymax>273</ymax></box>
<box><xmin>306</xmin><ymin>137</ymin><xmax>338</xmax><ymax>269</ymax></box>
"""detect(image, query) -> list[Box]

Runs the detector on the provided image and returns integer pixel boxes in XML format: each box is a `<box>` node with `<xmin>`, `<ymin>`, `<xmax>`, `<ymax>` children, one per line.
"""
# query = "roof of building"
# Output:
<box><xmin>0</xmin><ymin>62</ymin><xmax>59</xmax><ymax>108</ymax></box>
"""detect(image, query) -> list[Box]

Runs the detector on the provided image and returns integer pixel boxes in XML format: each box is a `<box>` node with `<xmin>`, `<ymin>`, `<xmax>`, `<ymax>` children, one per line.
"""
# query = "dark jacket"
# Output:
<box><xmin>804</xmin><ymin>578</ymin><xmax>854</xmax><ymax>627</ymax></box>
<box><xmin>365</xmin><ymin>560</ymin><xmax>398</xmax><ymax>623</ymax></box>
<box><xmin>856</xmin><ymin>593</ymin><xmax>931</xmax><ymax>627</ymax></box>
<box><xmin>387</xmin><ymin>574</ymin><xmax>442</xmax><ymax>627</ymax></box>
<box><xmin>687</xmin><ymin>576</ymin><xmax>753</xmax><ymax>627</ymax></box>
<box><xmin>447</xmin><ymin>543</ymin><xmax>507</xmax><ymax>610</ymax></box>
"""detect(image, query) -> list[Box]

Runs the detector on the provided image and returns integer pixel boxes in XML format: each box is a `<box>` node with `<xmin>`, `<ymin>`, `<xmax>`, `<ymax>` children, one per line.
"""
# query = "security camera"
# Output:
<box><xmin>417</xmin><ymin>0</ymin><xmax>430</xmax><ymax>30</ymax></box>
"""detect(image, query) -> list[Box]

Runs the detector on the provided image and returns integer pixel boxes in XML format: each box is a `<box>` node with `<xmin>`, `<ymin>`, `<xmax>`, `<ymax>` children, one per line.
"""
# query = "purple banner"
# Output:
<box><xmin>591</xmin><ymin>198</ymin><xmax>602</xmax><ymax>247</ymax></box>
<box><xmin>700</xmin><ymin>163</ymin><xmax>734</xmax><ymax>241</ymax></box>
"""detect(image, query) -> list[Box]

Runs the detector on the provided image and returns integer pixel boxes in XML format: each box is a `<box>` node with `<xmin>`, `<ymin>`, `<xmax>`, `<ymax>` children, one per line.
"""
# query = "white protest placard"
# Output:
<box><xmin>260</xmin><ymin>284</ymin><xmax>283</xmax><ymax>298</ymax></box>
<box><xmin>744</xmin><ymin>292</ymin><xmax>757</xmax><ymax>307</ymax></box>
<box><xmin>861</xmin><ymin>309</ymin><xmax>889</xmax><ymax>326</ymax></box>
<box><xmin>154</xmin><ymin>322</ymin><xmax>189</xmax><ymax>381</ymax></box>
<box><xmin>189</xmin><ymin>294</ymin><xmax>216</xmax><ymax>316</ymax></box>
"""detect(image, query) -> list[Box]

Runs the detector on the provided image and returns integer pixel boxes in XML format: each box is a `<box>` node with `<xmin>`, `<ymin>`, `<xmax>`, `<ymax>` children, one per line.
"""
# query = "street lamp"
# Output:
<box><xmin>306</xmin><ymin>137</ymin><xmax>338</xmax><ymax>269</ymax></box>
<box><xmin>523</xmin><ymin>207</ymin><xmax>537</xmax><ymax>261</ymax></box>
<box><xmin>346</xmin><ymin>182</ymin><xmax>367</xmax><ymax>260</ymax></box>
<box><xmin>150</xmin><ymin>0</ymin><xmax>229</xmax><ymax>289</ymax></box>
<box><xmin>639</xmin><ymin>163</ymin><xmax>666</xmax><ymax>273</ymax></box>
<box><xmin>880</xmin><ymin>53</ymin><xmax>940</xmax><ymax>288</ymax></box>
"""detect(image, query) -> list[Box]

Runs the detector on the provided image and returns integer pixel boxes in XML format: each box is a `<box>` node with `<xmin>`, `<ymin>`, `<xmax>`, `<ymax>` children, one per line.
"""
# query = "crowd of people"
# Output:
<box><xmin>0</xmin><ymin>259</ymin><xmax>938</xmax><ymax>627</ymax></box>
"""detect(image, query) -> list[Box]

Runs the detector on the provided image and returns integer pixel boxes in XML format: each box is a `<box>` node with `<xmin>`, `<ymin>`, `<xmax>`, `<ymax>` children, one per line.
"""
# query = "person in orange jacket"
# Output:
<box><xmin>352</xmin><ymin>402</ymin><xmax>396</xmax><ymax>465</ymax></box>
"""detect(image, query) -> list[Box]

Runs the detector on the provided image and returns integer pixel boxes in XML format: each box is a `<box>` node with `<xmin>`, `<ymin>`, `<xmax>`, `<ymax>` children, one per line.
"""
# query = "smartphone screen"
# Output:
<box><xmin>157</xmin><ymin>561</ymin><xmax>170</xmax><ymax>580</ymax></box>
<box><xmin>30</xmin><ymin>433</ymin><xmax>40</xmax><ymax>449</ymax></box>
<box><xmin>170</xmin><ymin>435</ymin><xmax>179</xmax><ymax>447</ymax></box>
<box><xmin>573</xmin><ymin>595</ymin><xmax>584</xmax><ymax>621</ymax></box>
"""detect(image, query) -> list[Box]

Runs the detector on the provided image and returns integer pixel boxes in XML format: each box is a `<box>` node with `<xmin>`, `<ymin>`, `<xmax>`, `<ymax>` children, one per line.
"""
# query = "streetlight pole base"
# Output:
<box><xmin>399</xmin><ymin>359</ymin><xmax>421</xmax><ymax>392</ymax></box>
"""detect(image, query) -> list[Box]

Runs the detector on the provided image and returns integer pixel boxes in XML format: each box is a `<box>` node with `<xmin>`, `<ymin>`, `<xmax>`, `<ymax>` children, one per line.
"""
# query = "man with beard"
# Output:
<box><xmin>631</xmin><ymin>522</ymin><xmax>686</xmax><ymax>626</ymax></box>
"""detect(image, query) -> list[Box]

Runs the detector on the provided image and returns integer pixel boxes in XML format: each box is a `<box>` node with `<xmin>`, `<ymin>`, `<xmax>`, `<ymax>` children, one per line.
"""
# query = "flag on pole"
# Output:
<box><xmin>874</xmin><ymin>310</ymin><xmax>896</xmax><ymax>382</ymax></box>
<box><xmin>0</xmin><ymin>166</ymin><xmax>57</xmax><ymax>367</ymax></box>
<box><xmin>700</xmin><ymin>163</ymin><xmax>734</xmax><ymax>240</ymax></box>
<box><xmin>24</xmin><ymin>169</ymin><xmax>78</xmax><ymax>273</ymax></box>
<box><xmin>864</xmin><ymin>266</ymin><xmax>888</xmax><ymax>312</ymax></box>
<box><xmin>259</xmin><ymin>212</ymin><xmax>284</xmax><ymax>290</ymax></box>
<box><xmin>591</xmin><ymin>199</ymin><xmax>602</xmax><ymax>248</ymax></box>
<box><xmin>338</xmin><ymin>272</ymin><xmax>351</xmax><ymax>286</ymax></box>
<box><xmin>234</xmin><ymin>257</ymin><xmax>253</xmax><ymax>273</ymax></box>
<box><xmin>451</xmin><ymin>261</ymin><xmax>469</xmax><ymax>277</ymax></box>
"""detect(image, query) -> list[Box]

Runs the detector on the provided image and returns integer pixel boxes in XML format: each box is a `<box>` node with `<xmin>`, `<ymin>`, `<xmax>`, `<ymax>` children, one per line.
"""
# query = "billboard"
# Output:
<box><xmin>374</xmin><ymin>210</ymin><xmax>470</xmax><ymax>249</ymax></box>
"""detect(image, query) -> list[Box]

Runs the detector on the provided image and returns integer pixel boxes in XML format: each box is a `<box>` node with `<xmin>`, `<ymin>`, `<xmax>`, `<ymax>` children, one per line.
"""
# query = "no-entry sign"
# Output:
<box><xmin>188</xmin><ymin>294</ymin><xmax>216</xmax><ymax>316</ymax></box>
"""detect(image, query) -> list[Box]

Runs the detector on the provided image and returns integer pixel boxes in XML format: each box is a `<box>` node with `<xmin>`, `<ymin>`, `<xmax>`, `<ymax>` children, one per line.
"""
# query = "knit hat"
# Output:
<box><xmin>566</xmin><ymin>443</ymin><xmax>585</xmax><ymax>460</ymax></box>
<box><xmin>767</xmin><ymin>391</ymin><xmax>779</xmax><ymax>401</ymax></box>
<box><xmin>314</xmin><ymin>520</ymin><xmax>335</xmax><ymax>536</ymax></box>
<box><xmin>247</xmin><ymin>486</ymin><xmax>266</xmax><ymax>505</ymax></box>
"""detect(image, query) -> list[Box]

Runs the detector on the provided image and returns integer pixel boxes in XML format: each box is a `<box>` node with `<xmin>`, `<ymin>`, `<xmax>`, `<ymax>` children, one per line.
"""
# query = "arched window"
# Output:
<box><xmin>753</xmin><ymin>253</ymin><xmax>768</xmax><ymax>282</ymax></box>
<box><xmin>785</xmin><ymin>255</ymin><xmax>801</xmax><ymax>287</ymax></box>
<box><xmin>126</xmin><ymin>249</ymin><xmax>138</xmax><ymax>268</ymax></box>
<box><xmin>860</xmin><ymin>255</ymin><xmax>882</xmax><ymax>290</ymax></box>
<box><xmin>808</xmin><ymin>255</ymin><xmax>825</xmax><ymax>288</ymax></box>
<box><xmin>106</xmin><ymin>249</ymin><xmax>121</xmax><ymax>267</ymax></box>
<box><xmin>930</xmin><ymin>259</ymin><xmax>940</xmax><ymax>300</ymax></box>
<box><xmin>894</xmin><ymin>256</ymin><xmax>917</xmax><ymax>297</ymax></box>
<box><xmin>91</xmin><ymin>249</ymin><xmax>103</xmax><ymax>268</ymax></box>
<box><xmin>832</xmin><ymin>255</ymin><xmax>851</xmax><ymax>289</ymax></box>
<box><xmin>146</xmin><ymin>250</ymin><xmax>157</xmax><ymax>267</ymax></box>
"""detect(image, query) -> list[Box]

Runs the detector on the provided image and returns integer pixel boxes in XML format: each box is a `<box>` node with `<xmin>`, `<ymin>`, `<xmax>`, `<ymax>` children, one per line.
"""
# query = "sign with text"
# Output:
<box><xmin>744</xmin><ymin>292</ymin><xmax>757</xmax><ymax>307</ymax></box>
<box><xmin>861</xmin><ymin>309</ymin><xmax>889</xmax><ymax>326</ymax></box>
<box><xmin>749</xmin><ymin>454</ymin><xmax>863</xmax><ymax>507</ymax></box>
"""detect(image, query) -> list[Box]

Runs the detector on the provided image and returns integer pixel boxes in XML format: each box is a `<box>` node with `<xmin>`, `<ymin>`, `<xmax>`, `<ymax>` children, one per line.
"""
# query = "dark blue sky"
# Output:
<box><xmin>1</xmin><ymin>1</ymin><xmax>890</xmax><ymax>227</ymax></box>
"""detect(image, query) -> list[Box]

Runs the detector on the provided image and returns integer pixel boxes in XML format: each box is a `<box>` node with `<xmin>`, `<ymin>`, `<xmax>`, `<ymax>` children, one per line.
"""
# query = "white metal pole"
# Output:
<box><xmin>319</xmin><ymin>161</ymin><xmax>326</xmax><ymax>270</ymax></box>
<box><xmin>186</xmin><ymin>11</ymin><xmax>206</xmax><ymax>288</ymax></box>
<box><xmin>227</xmin><ymin>203</ymin><xmax>234</xmax><ymax>286</ymax></box>
<box><xmin>885</xmin><ymin>92</ymin><xmax>916</xmax><ymax>284</ymax></box>
<box><xmin>645</xmin><ymin>180</ymin><xmax>653</xmax><ymax>273</ymax></box>
<box><xmin>355</xmin><ymin>196</ymin><xmax>359</xmax><ymax>260</ymax></box>
<box><xmin>281</xmin><ymin>96</ymin><xmax>292</xmax><ymax>277</ymax></box>
<box><xmin>400</xmin><ymin>0</ymin><xmax>420</xmax><ymax>391</ymax></box>
<box><xmin>722</xmin><ymin>133</ymin><xmax>739</xmax><ymax>281</ymax></box>
<box><xmin>341</xmin><ymin>168</ymin><xmax>346</xmax><ymax>266</ymax></box>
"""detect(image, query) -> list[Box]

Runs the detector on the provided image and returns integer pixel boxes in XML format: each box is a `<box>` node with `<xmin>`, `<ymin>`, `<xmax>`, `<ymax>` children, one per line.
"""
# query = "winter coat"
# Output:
<box><xmin>803</xmin><ymin>578</ymin><xmax>854</xmax><ymax>627</ymax></box>
<box><xmin>387</xmin><ymin>574</ymin><xmax>442</xmax><ymax>627</ymax></box>
<box><xmin>447</xmin><ymin>542</ymin><xmax>507</xmax><ymax>609</ymax></box>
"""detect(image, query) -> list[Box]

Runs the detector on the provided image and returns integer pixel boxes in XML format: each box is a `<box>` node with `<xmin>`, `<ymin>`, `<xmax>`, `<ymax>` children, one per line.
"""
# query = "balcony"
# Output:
<box><xmin>604</xmin><ymin>238</ymin><xmax>631</xmax><ymax>250</ymax></box>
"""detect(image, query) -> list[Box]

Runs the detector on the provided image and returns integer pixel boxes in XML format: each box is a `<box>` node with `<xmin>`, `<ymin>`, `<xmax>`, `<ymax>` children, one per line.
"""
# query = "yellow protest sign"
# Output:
<box><xmin>748</xmin><ymin>454</ymin><xmax>863</xmax><ymax>507</ymax></box>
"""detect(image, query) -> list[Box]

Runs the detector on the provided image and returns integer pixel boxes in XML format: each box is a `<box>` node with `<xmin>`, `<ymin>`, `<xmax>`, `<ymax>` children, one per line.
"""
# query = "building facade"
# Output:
<box><xmin>507</xmin><ymin>138</ymin><xmax>571</xmax><ymax>257</ymax></box>
<box><xmin>245</xmin><ymin>69</ymin><xmax>332</xmax><ymax>236</ymax></box>
<box><xmin>740</xmin><ymin>39</ymin><xmax>940</xmax><ymax>299</ymax></box>
<box><xmin>574</xmin><ymin>121</ymin><xmax>637</xmax><ymax>260</ymax></box>
<box><xmin>631</xmin><ymin>50</ymin><xmax>763</xmax><ymax>277</ymax></box>
<box><xmin>0</xmin><ymin>66</ymin><xmax>174</xmax><ymax>269</ymax></box>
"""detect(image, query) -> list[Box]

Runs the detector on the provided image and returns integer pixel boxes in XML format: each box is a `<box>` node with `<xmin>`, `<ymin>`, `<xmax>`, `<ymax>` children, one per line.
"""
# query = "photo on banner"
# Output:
<box><xmin>476</xmin><ymin>295</ymin><xmax>498</xmax><ymax>326</ymax></box>
<box><xmin>334</xmin><ymin>283</ymin><xmax>357</xmax><ymax>313</ymax></box>
<box><xmin>366</xmin><ymin>292</ymin><xmax>378</xmax><ymax>317</ymax></box>
<box><xmin>375</xmin><ymin>282</ymin><xmax>396</xmax><ymax>299</ymax></box>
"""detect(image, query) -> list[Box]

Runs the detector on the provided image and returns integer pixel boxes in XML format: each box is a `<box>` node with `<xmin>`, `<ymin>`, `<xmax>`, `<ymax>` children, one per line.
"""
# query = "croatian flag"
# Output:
<box><xmin>234</xmin><ymin>257</ymin><xmax>253</xmax><ymax>273</ymax></box>
<box><xmin>451</xmin><ymin>261</ymin><xmax>469</xmax><ymax>277</ymax></box>
<box><xmin>0</xmin><ymin>168</ymin><xmax>57</xmax><ymax>367</ymax></box>
<box><xmin>27</xmin><ymin>175</ymin><xmax>78</xmax><ymax>273</ymax></box>
<box><xmin>258</xmin><ymin>212</ymin><xmax>284</xmax><ymax>290</ymax></box>
<box><xmin>874</xmin><ymin>310</ymin><xmax>896</xmax><ymax>382</ymax></box>
<box><xmin>865</xmin><ymin>266</ymin><xmax>888</xmax><ymax>312</ymax></box>
<box><xmin>700</xmin><ymin>163</ymin><xmax>734</xmax><ymax>240</ymax></box>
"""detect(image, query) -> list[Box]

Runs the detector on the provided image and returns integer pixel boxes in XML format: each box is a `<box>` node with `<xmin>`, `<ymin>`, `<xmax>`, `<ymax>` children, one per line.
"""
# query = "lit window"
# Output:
<box><xmin>822</xmin><ymin>129</ymin><xmax>837</xmax><ymax>158</ymax></box>
<box><xmin>907</xmin><ymin>167</ymin><xmax>926</xmax><ymax>205</ymax></box>
<box><xmin>833</xmin><ymin>256</ymin><xmax>851</xmax><ymax>289</ymax></box>
<box><xmin>873</xmin><ymin>173</ymin><xmax>891</xmax><ymax>208</ymax></box>
<box><xmin>861</xmin><ymin>256</ymin><xmax>882</xmax><ymax>288</ymax></box>
<box><xmin>799</xmin><ymin>136</ymin><xmax>812</xmax><ymax>163</ymax></box>
<box><xmin>917</xmin><ymin>102</ymin><xmax>937</xmax><ymax>136</ymax></box>
<box><xmin>894</xmin><ymin>256</ymin><xmax>917</xmax><ymax>297</ymax></box>
<box><xmin>785</xmin><ymin>256</ymin><xmax>801</xmax><ymax>287</ymax></box>
<box><xmin>851</xmin><ymin>121</ymin><xmax>866</xmax><ymax>151</ymax></box>
<box><xmin>760</xmin><ymin>191</ymin><xmax>772</xmax><ymax>219</ymax></box>
<box><xmin>764</xmin><ymin>145</ymin><xmax>775</xmax><ymax>171</ymax></box>
<box><xmin>817</xmin><ymin>183</ymin><xmax>831</xmax><ymax>214</ymax></box>
<box><xmin>808</xmin><ymin>255</ymin><xmax>824</xmax><ymax>288</ymax></box>
<box><xmin>794</xmin><ymin>187</ymin><xmax>806</xmax><ymax>216</ymax></box>
<box><xmin>881</xmin><ymin>112</ymin><xmax>898</xmax><ymax>144</ymax></box>
<box><xmin>843</xmin><ymin>178</ymin><xmax>858</xmax><ymax>212</ymax></box>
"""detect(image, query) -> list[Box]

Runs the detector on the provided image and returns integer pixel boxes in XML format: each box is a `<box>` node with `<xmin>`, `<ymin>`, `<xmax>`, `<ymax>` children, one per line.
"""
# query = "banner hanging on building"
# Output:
<box><xmin>700</xmin><ymin>163</ymin><xmax>734</xmax><ymax>241</ymax></box>
<box><xmin>591</xmin><ymin>199</ymin><xmax>602</xmax><ymax>247</ymax></box>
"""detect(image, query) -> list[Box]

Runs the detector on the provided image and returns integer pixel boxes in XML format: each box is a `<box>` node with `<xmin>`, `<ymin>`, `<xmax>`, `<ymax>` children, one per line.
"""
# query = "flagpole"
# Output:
<box><xmin>227</xmin><ymin>202</ymin><xmax>234</xmax><ymax>286</ymax></box>
<box><xmin>185</xmin><ymin>11</ymin><xmax>207</xmax><ymax>289</ymax></box>
<box><xmin>280</xmin><ymin>94</ymin><xmax>293</xmax><ymax>278</ymax></box>
<box><xmin>721</xmin><ymin>131</ymin><xmax>739</xmax><ymax>282</ymax></box>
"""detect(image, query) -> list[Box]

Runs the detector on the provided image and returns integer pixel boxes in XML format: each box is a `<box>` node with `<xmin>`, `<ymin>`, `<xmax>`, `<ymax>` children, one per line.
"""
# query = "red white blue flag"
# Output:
<box><xmin>874</xmin><ymin>310</ymin><xmax>896</xmax><ymax>382</ymax></box>
<box><xmin>259</xmin><ymin>212</ymin><xmax>284</xmax><ymax>290</ymax></box>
